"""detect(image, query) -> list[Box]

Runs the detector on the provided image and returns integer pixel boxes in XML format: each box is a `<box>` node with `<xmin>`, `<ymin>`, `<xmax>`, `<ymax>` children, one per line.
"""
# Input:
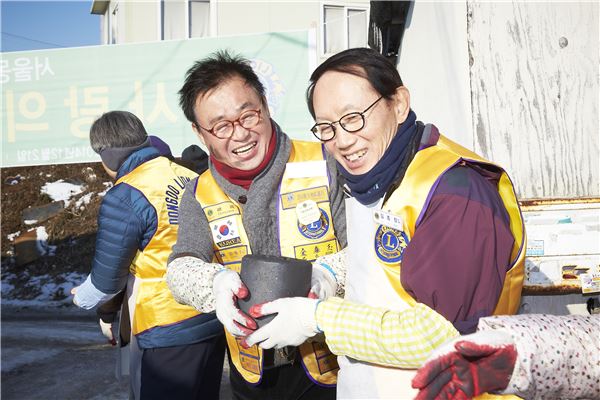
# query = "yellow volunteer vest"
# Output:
<box><xmin>195</xmin><ymin>140</ymin><xmax>340</xmax><ymax>385</ymax></box>
<box><xmin>374</xmin><ymin>134</ymin><xmax>525</xmax><ymax>400</ymax></box>
<box><xmin>115</xmin><ymin>156</ymin><xmax>201</xmax><ymax>336</ymax></box>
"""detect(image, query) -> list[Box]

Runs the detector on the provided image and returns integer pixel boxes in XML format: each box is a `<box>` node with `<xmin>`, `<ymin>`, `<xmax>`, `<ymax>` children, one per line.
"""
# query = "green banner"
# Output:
<box><xmin>1</xmin><ymin>30</ymin><xmax>315</xmax><ymax>167</ymax></box>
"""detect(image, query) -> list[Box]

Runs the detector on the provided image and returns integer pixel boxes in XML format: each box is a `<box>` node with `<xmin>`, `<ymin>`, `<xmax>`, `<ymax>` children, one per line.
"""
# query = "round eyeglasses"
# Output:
<box><xmin>197</xmin><ymin>109</ymin><xmax>263</xmax><ymax>139</ymax></box>
<box><xmin>310</xmin><ymin>96</ymin><xmax>384</xmax><ymax>142</ymax></box>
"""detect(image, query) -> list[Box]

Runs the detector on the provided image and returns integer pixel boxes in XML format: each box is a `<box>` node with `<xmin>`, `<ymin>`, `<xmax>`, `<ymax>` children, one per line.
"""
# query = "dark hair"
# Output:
<box><xmin>89</xmin><ymin>111</ymin><xmax>148</xmax><ymax>153</ymax></box>
<box><xmin>178</xmin><ymin>50</ymin><xmax>266</xmax><ymax>125</ymax></box>
<box><xmin>306</xmin><ymin>47</ymin><xmax>403</xmax><ymax>118</ymax></box>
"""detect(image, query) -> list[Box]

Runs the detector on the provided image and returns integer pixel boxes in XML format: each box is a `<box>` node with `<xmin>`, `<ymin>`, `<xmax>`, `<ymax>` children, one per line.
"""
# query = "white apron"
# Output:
<box><xmin>337</xmin><ymin>197</ymin><xmax>418</xmax><ymax>400</ymax></box>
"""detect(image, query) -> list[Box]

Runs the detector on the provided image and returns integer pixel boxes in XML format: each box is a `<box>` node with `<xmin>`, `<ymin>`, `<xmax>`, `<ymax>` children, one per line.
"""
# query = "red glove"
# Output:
<box><xmin>412</xmin><ymin>331</ymin><xmax>517</xmax><ymax>400</ymax></box>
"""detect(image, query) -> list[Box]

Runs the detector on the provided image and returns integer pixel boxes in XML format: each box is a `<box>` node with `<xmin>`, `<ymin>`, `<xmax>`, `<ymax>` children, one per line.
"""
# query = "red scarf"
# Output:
<box><xmin>210</xmin><ymin>127</ymin><xmax>277</xmax><ymax>189</ymax></box>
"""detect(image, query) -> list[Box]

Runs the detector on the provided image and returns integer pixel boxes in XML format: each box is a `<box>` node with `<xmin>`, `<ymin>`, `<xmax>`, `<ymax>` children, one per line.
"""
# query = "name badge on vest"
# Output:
<box><xmin>296</xmin><ymin>200</ymin><xmax>321</xmax><ymax>225</ymax></box>
<box><xmin>297</xmin><ymin>201</ymin><xmax>330</xmax><ymax>240</ymax></box>
<box><xmin>373</xmin><ymin>209</ymin><xmax>409</xmax><ymax>264</ymax></box>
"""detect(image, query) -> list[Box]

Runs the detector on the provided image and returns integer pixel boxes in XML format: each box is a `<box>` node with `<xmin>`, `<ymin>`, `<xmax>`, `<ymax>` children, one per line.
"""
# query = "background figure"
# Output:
<box><xmin>95</xmin><ymin>136</ymin><xmax>201</xmax><ymax>360</ymax></box>
<box><xmin>72</xmin><ymin>111</ymin><xmax>224</xmax><ymax>400</ymax></box>
<box><xmin>180</xmin><ymin>144</ymin><xmax>209</xmax><ymax>175</ymax></box>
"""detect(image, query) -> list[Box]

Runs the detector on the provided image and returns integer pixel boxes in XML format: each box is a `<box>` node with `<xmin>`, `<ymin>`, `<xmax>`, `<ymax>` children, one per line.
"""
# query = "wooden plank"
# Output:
<box><xmin>467</xmin><ymin>2</ymin><xmax>599</xmax><ymax>199</ymax></box>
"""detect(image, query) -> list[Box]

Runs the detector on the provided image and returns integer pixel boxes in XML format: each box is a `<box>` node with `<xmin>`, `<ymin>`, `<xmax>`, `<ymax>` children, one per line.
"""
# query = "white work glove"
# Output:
<box><xmin>213</xmin><ymin>268</ymin><xmax>256</xmax><ymax>336</ymax></box>
<box><xmin>98</xmin><ymin>319</ymin><xmax>117</xmax><ymax>346</ymax></box>
<box><xmin>71</xmin><ymin>286</ymin><xmax>81</xmax><ymax>307</ymax></box>
<box><xmin>309</xmin><ymin>263</ymin><xmax>337</xmax><ymax>300</ymax></box>
<box><xmin>241</xmin><ymin>297</ymin><xmax>320</xmax><ymax>349</ymax></box>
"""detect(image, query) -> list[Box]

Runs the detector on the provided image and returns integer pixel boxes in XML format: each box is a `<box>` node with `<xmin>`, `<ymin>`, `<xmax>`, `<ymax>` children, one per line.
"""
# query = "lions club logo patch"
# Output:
<box><xmin>298</xmin><ymin>209</ymin><xmax>329</xmax><ymax>240</ymax></box>
<box><xmin>374</xmin><ymin>225</ymin><xmax>409</xmax><ymax>263</ymax></box>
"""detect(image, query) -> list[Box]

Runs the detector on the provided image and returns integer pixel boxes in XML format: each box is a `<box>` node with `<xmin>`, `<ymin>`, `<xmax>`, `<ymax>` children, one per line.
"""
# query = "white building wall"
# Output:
<box><xmin>216</xmin><ymin>1</ymin><xmax>318</xmax><ymax>36</ymax></box>
<box><xmin>96</xmin><ymin>0</ymin><xmax>368</xmax><ymax>59</ymax></box>
<box><xmin>121</xmin><ymin>1</ymin><xmax>160</xmax><ymax>43</ymax></box>
<box><xmin>98</xmin><ymin>0</ymin><xmax>160</xmax><ymax>44</ymax></box>
<box><xmin>398</xmin><ymin>2</ymin><xmax>473</xmax><ymax>150</ymax></box>
<box><xmin>215</xmin><ymin>0</ymin><xmax>368</xmax><ymax>62</ymax></box>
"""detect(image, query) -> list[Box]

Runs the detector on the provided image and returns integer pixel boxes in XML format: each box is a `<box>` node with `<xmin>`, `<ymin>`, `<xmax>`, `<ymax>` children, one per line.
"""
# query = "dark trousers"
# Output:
<box><xmin>140</xmin><ymin>335</ymin><xmax>226</xmax><ymax>400</ymax></box>
<box><xmin>229</xmin><ymin>353</ymin><xmax>336</xmax><ymax>400</ymax></box>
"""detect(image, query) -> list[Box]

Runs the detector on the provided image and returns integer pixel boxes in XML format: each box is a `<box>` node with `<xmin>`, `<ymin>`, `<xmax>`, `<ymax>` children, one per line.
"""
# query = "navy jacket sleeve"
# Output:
<box><xmin>90</xmin><ymin>183</ymin><xmax>156</xmax><ymax>294</ymax></box>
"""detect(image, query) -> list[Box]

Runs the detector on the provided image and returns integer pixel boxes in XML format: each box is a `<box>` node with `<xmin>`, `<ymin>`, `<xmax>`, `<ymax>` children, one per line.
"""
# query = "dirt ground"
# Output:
<box><xmin>1</xmin><ymin>162</ymin><xmax>110</xmax><ymax>299</ymax></box>
<box><xmin>1</xmin><ymin>164</ymin><xmax>233</xmax><ymax>399</ymax></box>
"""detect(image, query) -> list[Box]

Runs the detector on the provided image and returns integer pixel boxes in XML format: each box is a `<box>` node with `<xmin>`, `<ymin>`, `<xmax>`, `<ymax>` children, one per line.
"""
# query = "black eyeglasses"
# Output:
<box><xmin>196</xmin><ymin>109</ymin><xmax>263</xmax><ymax>139</ymax></box>
<box><xmin>310</xmin><ymin>96</ymin><xmax>384</xmax><ymax>142</ymax></box>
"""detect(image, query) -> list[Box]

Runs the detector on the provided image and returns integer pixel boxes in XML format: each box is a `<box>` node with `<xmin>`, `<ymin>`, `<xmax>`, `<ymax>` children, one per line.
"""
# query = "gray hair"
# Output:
<box><xmin>89</xmin><ymin>111</ymin><xmax>148</xmax><ymax>153</ymax></box>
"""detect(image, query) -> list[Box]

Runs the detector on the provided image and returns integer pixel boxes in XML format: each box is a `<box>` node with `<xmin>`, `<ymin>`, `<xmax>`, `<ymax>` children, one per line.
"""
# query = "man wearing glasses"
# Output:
<box><xmin>166</xmin><ymin>51</ymin><xmax>347</xmax><ymax>400</ymax></box>
<box><xmin>242</xmin><ymin>48</ymin><xmax>525</xmax><ymax>399</ymax></box>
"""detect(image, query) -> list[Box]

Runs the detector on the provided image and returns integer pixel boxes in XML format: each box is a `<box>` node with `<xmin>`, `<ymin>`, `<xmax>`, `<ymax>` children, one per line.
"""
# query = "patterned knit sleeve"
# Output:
<box><xmin>166</xmin><ymin>178</ymin><xmax>225</xmax><ymax>312</ymax></box>
<box><xmin>166</xmin><ymin>256</ymin><xmax>223</xmax><ymax>313</ymax></box>
<box><xmin>315</xmin><ymin>297</ymin><xmax>459</xmax><ymax>368</ymax></box>
<box><xmin>478</xmin><ymin>314</ymin><xmax>600</xmax><ymax>400</ymax></box>
<box><xmin>314</xmin><ymin>248</ymin><xmax>347</xmax><ymax>297</ymax></box>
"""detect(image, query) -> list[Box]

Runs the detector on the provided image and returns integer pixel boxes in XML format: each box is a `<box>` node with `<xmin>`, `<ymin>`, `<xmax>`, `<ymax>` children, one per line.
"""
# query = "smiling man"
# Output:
<box><xmin>166</xmin><ymin>51</ymin><xmax>347</xmax><ymax>400</ymax></box>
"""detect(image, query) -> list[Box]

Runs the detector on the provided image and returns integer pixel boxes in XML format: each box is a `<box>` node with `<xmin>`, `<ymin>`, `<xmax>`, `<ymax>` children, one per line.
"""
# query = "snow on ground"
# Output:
<box><xmin>41</xmin><ymin>179</ymin><xmax>85</xmax><ymax>204</ymax></box>
<box><xmin>75</xmin><ymin>193</ymin><xmax>94</xmax><ymax>209</ymax></box>
<box><xmin>98</xmin><ymin>182</ymin><xmax>113</xmax><ymax>197</ymax></box>
<box><xmin>2</xmin><ymin>273</ymin><xmax>16</xmax><ymax>295</ymax></box>
<box><xmin>35</xmin><ymin>226</ymin><xmax>57</xmax><ymax>256</ymax></box>
<box><xmin>3</xmin><ymin>176</ymin><xmax>114</xmax><ymax>307</ymax></box>
<box><xmin>7</xmin><ymin>231</ymin><xmax>20</xmax><ymax>241</ymax></box>
<box><xmin>2</xmin><ymin>272</ymin><xmax>87</xmax><ymax>306</ymax></box>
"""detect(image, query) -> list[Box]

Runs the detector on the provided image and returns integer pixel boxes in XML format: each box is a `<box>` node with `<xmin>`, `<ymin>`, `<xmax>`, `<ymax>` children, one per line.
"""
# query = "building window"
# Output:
<box><xmin>162</xmin><ymin>0</ymin><xmax>186</xmax><ymax>40</ymax></box>
<box><xmin>347</xmin><ymin>8</ymin><xmax>368</xmax><ymax>48</ymax></box>
<box><xmin>323</xmin><ymin>4</ymin><xmax>368</xmax><ymax>55</ymax></box>
<box><xmin>324</xmin><ymin>6</ymin><xmax>344</xmax><ymax>54</ymax></box>
<box><xmin>189</xmin><ymin>0</ymin><xmax>210</xmax><ymax>38</ymax></box>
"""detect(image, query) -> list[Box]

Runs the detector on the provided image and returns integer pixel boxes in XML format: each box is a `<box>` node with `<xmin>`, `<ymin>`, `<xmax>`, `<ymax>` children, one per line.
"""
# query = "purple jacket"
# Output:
<box><xmin>399</xmin><ymin>128</ymin><xmax>514</xmax><ymax>334</ymax></box>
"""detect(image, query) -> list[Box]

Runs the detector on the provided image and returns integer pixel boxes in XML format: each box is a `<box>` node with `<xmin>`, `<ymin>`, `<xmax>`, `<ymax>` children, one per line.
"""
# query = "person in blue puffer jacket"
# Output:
<box><xmin>71</xmin><ymin>110</ymin><xmax>225</xmax><ymax>400</ymax></box>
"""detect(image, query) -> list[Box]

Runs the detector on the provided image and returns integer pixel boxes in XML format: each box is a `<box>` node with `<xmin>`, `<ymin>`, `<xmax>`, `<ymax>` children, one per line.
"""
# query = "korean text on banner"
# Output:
<box><xmin>1</xmin><ymin>30</ymin><xmax>315</xmax><ymax>167</ymax></box>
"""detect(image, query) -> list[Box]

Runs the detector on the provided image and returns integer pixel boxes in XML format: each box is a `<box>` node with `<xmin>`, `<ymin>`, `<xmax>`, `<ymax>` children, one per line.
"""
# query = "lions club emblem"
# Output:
<box><xmin>374</xmin><ymin>225</ymin><xmax>409</xmax><ymax>263</ymax></box>
<box><xmin>298</xmin><ymin>209</ymin><xmax>329</xmax><ymax>239</ymax></box>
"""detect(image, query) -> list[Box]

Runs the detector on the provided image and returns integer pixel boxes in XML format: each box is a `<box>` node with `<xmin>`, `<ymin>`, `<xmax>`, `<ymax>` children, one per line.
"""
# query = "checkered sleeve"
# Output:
<box><xmin>315</xmin><ymin>297</ymin><xmax>459</xmax><ymax>368</ymax></box>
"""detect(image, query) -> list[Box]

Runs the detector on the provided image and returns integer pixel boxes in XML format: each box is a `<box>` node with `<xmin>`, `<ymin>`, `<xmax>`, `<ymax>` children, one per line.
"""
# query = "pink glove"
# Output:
<box><xmin>412</xmin><ymin>331</ymin><xmax>517</xmax><ymax>400</ymax></box>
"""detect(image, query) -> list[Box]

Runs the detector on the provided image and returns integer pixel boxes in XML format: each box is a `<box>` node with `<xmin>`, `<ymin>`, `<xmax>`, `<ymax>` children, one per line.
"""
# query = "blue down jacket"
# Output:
<box><xmin>89</xmin><ymin>146</ymin><xmax>222</xmax><ymax>348</ymax></box>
